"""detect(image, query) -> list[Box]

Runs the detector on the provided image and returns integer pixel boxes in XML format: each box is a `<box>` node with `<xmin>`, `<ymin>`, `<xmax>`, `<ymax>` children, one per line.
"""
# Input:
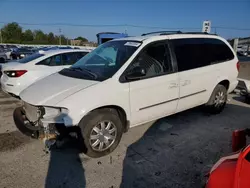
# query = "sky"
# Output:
<box><xmin>0</xmin><ymin>0</ymin><xmax>249</xmax><ymax>42</ymax></box>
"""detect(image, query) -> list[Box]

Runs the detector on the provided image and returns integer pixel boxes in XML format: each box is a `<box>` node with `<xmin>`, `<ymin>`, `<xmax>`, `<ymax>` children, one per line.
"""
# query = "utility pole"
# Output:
<box><xmin>233</xmin><ymin>38</ymin><xmax>239</xmax><ymax>52</ymax></box>
<box><xmin>59</xmin><ymin>28</ymin><xmax>62</xmax><ymax>45</ymax></box>
<box><xmin>125</xmin><ymin>24</ymin><xmax>127</xmax><ymax>35</ymax></box>
<box><xmin>0</xmin><ymin>29</ymin><xmax>2</xmax><ymax>43</ymax></box>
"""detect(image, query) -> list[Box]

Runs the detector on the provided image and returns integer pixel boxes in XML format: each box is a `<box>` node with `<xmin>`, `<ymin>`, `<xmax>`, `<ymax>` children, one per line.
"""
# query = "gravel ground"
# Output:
<box><xmin>0</xmin><ymin>90</ymin><xmax>249</xmax><ymax>188</ymax></box>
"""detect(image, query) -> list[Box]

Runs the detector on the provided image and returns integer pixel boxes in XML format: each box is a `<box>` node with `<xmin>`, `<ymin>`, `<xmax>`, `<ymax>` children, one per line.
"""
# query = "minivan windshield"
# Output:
<box><xmin>18</xmin><ymin>53</ymin><xmax>44</xmax><ymax>63</ymax></box>
<box><xmin>59</xmin><ymin>40</ymin><xmax>141</xmax><ymax>81</ymax></box>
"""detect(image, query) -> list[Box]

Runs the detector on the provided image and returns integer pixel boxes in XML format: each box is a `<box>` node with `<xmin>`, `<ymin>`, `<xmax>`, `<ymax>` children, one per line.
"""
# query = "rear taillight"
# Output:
<box><xmin>4</xmin><ymin>70</ymin><xmax>27</xmax><ymax>77</ymax></box>
<box><xmin>237</xmin><ymin>61</ymin><xmax>240</xmax><ymax>72</ymax></box>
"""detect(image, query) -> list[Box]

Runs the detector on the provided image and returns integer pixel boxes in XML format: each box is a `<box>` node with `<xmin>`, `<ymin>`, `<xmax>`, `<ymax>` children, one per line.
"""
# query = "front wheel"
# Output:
<box><xmin>79</xmin><ymin>108</ymin><xmax>123</xmax><ymax>158</ymax></box>
<box><xmin>245</xmin><ymin>95</ymin><xmax>250</xmax><ymax>104</ymax></box>
<box><xmin>205</xmin><ymin>84</ymin><xmax>227</xmax><ymax>114</ymax></box>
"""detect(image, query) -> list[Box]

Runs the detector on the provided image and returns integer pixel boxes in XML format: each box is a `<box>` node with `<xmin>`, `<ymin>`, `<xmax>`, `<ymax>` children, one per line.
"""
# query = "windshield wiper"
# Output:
<box><xmin>70</xmin><ymin>67</ymin><xmax>98</xmax><ymax>79</ymax></box>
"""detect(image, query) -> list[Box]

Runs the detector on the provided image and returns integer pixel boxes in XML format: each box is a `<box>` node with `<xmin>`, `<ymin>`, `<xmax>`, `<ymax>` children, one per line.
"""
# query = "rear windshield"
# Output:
<box><xmin>18</xmin><ymin>53</ymin><xmax>44</xmax><ymax>63</ymax></box>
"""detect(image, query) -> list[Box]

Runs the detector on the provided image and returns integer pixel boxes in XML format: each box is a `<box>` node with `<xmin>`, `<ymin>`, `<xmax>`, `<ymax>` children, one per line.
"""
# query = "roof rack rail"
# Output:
<box><xmin>141</xmin><ymin>31</ymin><xmax>217</xmax><ymax>36</ymax></box>
<box><xmin>141</xmin><ymin>31</ymin><xmax>182</xmax><ymax>36</ymax></box>
<box><xmin>180</xmin><ymin>32</ymin><xmax>217</xmax><ymax>35</ymax></box>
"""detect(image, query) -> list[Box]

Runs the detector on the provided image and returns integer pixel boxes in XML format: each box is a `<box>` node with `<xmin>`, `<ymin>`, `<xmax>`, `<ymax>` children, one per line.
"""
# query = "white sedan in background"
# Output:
<box><xmin>0</xmin><ymin>49</ymin><xmax>91</xmax><ymax>97</ymax></box>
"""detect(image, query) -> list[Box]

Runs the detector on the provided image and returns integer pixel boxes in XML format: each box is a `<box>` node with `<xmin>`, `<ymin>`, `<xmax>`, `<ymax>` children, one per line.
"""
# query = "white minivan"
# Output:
<box><xmin>13</xmin><ymin>32</ymin><xmax>239</xmax><ymax>157</ymax></box>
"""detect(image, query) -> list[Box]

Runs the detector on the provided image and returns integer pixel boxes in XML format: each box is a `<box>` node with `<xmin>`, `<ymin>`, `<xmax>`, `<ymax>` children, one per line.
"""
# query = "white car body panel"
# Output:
<box><xmin>0</xmin><ymin>49</ymin><xmax>91</xmax><ymax>96</ymax></box>
<box><xmin>176</xmin><ymin>58</ymin><xmax>238</xmax><ymax>112</ymax></box>
<box><xmin>17</xmin><ymin>34</ymin><xmax>239</xmax><ymax>129</ymax></box>
<box><xmin>129</xmin><ymin>73</ymin><xmax>179</xmax><ymax>126</ymax></box>
<box><xmin>238</xmin><ymin>61</ymin><xmax>250</xmax><ymax>93</ymax></box>
<box><xmin>5</xmin><ymin>51</ymin><xmax>12</xmax><ymax>60</ymax></box>
<box><xmin>20</xmin><ymin>73</ymin><xmax>99</xmax><ymax>106</ymax></box>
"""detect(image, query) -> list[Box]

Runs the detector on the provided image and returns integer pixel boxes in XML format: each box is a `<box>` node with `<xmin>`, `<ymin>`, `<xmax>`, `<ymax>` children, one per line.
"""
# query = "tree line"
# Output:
<box><xmin>0</xmin><ymin>22</ymin><xmax>88</xmax><ymax>45</ymax></box>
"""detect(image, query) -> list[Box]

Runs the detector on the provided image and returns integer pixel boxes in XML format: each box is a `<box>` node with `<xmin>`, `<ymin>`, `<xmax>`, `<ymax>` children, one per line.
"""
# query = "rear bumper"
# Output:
<box><xmin>1</xmin><ymin>82</ymin><xmax>22</xmax><ymax>97</ymax></box>
<box><xmin>1</xmin><ymin>86</ymin><xmax>20</xmax><ymax>99</ymax></box>
<box><xmin>228</xmin><ymin>80</ymin><xmax>239</xmax><ymax>93</ymax></box>
<box><xmin>13</xmin><ymin>107</ymin><xmax>41</xmax><ymax>138</ymax></box>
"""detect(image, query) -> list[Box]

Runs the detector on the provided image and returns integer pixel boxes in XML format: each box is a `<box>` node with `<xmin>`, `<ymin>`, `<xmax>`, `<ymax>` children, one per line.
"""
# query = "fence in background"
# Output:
<box><xmin>0</xmin><ymin>43</ymin><xmax>96</xmax><ymax>51</ymax></box>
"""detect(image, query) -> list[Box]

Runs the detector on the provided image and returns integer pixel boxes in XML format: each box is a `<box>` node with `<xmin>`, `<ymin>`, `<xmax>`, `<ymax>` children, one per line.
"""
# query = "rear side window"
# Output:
<box><xmin>36</xmin><ymin>52</ymin><xmax>88</xmax><ymax>66</ymax></box>
<box><xmin>61</xmin><ymin>53</ymin><xmax>77</xmax><ymax>65</ymax></box>
<box><xmin>172</xmin><ymin>38</ymin><xmax>234</xmax><ymax>72</ymax></box>
<box><xmin>62</xmin><ymin>52</ymin><xmax>87</xmax><ymax>65</ymax></box>
<box><xmin>75</xmin><ymin>52</ymin><xmax>88</xmax><ymax>62</ymax></box>
<box><xmin>18</xmin><ymin>53</ymin><xmax>44</xmax><ymax>63</ymax></box>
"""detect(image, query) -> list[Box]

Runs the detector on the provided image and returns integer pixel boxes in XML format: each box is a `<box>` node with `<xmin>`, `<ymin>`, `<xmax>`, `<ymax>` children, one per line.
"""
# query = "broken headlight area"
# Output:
<box><xmin>42</xmin><ymin>107</ymin><xmax>68</xmax><ymax>118</ymax></box>
<box><xmin>22</xmin><ymin>102</ymin><xmax>42</xmax><ymax>123</ymax></box>
<box><xmin>22</xmin><ymin>102</ymin><xmax>68</xmax><ymax>125</ymax></box>
<box><xmin>39</xmin><ymin>106</ymin><xmax>69</xmax><ymax>124</ymax></box>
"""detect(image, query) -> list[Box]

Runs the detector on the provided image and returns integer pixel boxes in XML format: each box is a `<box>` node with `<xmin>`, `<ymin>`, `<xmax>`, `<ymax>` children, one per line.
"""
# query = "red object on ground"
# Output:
<box><xmin>206</xmin><ymin>145</ymin><xmax>250</xmax><ymax>188</ymax></box>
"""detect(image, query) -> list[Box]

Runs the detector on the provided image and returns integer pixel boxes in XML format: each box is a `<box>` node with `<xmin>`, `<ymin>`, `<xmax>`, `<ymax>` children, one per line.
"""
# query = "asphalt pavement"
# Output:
<box><xmin>0</xmin><ymin>89</ymin><xmax>250</xmax><ymax>188</ymax></box>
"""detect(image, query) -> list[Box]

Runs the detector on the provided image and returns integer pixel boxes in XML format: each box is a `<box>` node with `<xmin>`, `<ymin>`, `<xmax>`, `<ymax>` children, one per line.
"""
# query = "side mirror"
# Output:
<box><xmin>125</xmin><ymin>66</ymin><xmax>146</xmax><ymax>81</ymax></box>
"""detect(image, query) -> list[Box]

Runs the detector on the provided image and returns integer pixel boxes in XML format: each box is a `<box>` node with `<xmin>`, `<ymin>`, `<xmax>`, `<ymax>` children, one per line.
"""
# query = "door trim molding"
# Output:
<box><xmin>139</xmin><ymin>89</ymin><xmax>206</xmax><ymax>111</ymax></box>
<box><xmin>180</xmin><ymin>89</ymin><xmax>206</xmax><ymax>99</ymax></box>
<box><xmin>139</xmin><ymin>98</ymin><xmax>178</xmax><ymax>111</ymax></box>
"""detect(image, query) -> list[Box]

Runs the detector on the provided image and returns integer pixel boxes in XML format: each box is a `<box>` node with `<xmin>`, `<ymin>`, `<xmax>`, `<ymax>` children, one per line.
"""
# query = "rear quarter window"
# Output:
<box><xmin>172</xmin><ymin>38</ymin><xmax>235</xmax><ymax>72</ymax></box>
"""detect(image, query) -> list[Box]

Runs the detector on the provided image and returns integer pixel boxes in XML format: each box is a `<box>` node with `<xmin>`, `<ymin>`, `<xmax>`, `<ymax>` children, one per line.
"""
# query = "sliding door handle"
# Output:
<box><xmin>169</xmin><ymin>83</ymin><xmax>178</xmax><ymax>88</ymax></box>
<box><xmin>181</xmin><ymin>80</ymin><xmax>191</xmax><ymax>86</ymax></box>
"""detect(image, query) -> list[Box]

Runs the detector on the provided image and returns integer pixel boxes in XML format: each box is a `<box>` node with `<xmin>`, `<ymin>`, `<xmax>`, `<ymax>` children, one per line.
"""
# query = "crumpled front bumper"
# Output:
<box><xmin>13</xmin><ymin>107</ymin><xmax>42</xmax><ymax>138</ymax></box>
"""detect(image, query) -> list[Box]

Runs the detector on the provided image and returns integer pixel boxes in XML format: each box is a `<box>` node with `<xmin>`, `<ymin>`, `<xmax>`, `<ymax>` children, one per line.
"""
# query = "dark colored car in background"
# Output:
<box><xmin>10</xmin><ymin>47</ymin><xmax>36</xmax><ymax>60</ymax></box>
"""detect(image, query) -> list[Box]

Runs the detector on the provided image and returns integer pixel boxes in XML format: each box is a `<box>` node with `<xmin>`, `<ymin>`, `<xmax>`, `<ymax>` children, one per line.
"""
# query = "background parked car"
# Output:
<box><xmin>1</xmin><ymin>48</ymin><xmax>91</xmax><ymax>97</ymax></box>
<box><xmin>0</xmin><ymin>51</ymin><xmax>7</xmax><ymax>63</ymax></box>
<box><xmin>10</xmin><ymin>47</ymin><xmax>36</xmax><ymax>60</ymax></box>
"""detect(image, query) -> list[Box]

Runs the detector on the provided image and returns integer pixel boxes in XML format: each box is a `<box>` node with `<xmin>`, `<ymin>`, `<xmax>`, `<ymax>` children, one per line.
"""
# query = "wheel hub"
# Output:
<box><xmin>214</xmin><ymin>91</ymin><xmax>226</xmax><ymax>107</ymax></box>
<box><xmin>89</xmin><ymin>121</ymin><xmax>117</xmax><ymax>152</ymax></box>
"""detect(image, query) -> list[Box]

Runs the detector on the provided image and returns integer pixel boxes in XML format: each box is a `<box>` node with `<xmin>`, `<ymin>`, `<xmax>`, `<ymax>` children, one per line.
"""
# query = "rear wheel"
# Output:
<box><xmin>11</xmin><ymin>54</ymin><xmax>17</xmax><ymax>60</ymax></box>
<box><xmin>78</xmin><ymin>108</ymin><xmax>123</xmax><ymax>158</ymax></box>
<box><xmin>0</xmin><ymin>57</ymin><xmax>5</xmax><ymax>63</ymax></box>
<box><xmin>205</xmin><ymin>84</ymin><xmax>227</xmax><ymax>114</ymax></box>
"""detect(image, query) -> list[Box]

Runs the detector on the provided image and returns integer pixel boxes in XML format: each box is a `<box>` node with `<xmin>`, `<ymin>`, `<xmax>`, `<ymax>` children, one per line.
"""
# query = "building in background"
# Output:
<box><xmin>70</xmin><ymin>39</ymin><xmax>97</xmax><ymax>47</ymax></box>
<box><xmin>96</xmin><ymin>32</ymin><xmax>128</xmax><ymax>45</ymax></box>
<box><xmin>70</xmin><ymin>39</ymin><xmax>82</xmax><ymax>46</ymax></box>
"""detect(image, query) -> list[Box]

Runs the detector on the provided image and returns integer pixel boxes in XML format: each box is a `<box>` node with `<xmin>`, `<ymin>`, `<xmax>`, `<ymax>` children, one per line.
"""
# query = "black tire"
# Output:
<box><xmin>205</xmin><ymin>84</ymin><xmax>227</xmax><ymax>114</ymax></box>
<box><xmin>78</xmin><ymin>108</ymin><xmax>123</xmax><ymax>158</ymax></box>
<box><xmin>0</xmin><ymin>57</ymin><xmax>5</xmax><ymax>63</ymax></box>
<box><xmin>13</xmin><ymin>107</ymin><xmax>41</xmax><ymax>138</ymax></box>
<box><xmin>11</xmin><ymin>54</ymin><xmax>17</xmax><ymax>60</ymax></box>
<box><xmin>245</xmin><ymin>95</ymin><xmax>250</xmax><ymax>104</ymax></box>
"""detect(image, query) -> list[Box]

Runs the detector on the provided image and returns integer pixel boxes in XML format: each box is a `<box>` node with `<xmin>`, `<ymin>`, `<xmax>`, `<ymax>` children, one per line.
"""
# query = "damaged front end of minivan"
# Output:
<box><xmin>13</xmin><ymin>101</ymin><xmax>71</xmax><ymax>148</ymax></box>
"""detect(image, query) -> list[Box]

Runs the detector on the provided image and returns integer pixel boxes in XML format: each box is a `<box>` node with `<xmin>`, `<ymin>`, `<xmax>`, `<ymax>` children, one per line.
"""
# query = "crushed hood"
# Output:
<box><xmin>20</xmin><ymin>73</ymin><xmax>99</xmax><ymax>106</ymax></box>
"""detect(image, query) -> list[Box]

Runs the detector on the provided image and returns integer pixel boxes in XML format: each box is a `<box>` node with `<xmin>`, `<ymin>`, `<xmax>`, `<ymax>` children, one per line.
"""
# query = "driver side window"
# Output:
<box><xmin>126</xmin><ymin>41</ymin><xmax>173</xmax><ymax>79</ymax></box>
